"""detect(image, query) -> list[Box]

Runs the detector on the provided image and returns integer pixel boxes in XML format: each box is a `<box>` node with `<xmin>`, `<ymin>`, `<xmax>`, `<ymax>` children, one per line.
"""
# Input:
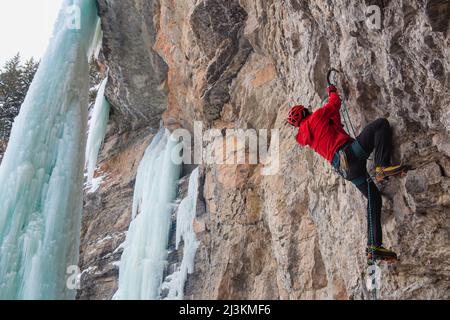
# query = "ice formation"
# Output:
<box><xmin>162</xmin><ymin>168</ymin><xmax>200</xmax><ymax>300</ymax></box>
<box><xmin>113</xmin><ymin>128</ymin><xmax>182</xmax><ymax>300</ymax></box>
<box><xmin>0</xmin><ymin>0</ymin><xmax>99</xmax><ymax>299</ymax></box>
<box><xmin>85</xmin><ymin>76</ymin><xmax>110</xmax><ymax>185</ymax></box>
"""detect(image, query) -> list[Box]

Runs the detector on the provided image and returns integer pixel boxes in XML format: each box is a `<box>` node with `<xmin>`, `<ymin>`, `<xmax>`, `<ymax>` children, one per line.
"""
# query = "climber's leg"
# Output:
<box><xmin>356</xmin><ymin>118</ymin><xmax>392</xmax><ymax>166</ymax></box>
<box><xmin>343</xmin><ymin>150</ymin><xmax>382</xmax><ymax>246</ymax></box>
<box><xmin>354</xmin><ymin>178</ymin><xmax>383</xmax><ymax>247</ymax></box>
<box><xmin>353</xmin><ymin>178</ymin><xmax>398</xmax><ymax>261</ymax></box>
<box><xmin>356</xmin><ymin>118</ymin><xmax>405</xmax><ymax>181</ymax></box>
<box><xmin>343</xmin><ymin>144</ymin><xmax>398</xmax><ymax>262</ymax></box>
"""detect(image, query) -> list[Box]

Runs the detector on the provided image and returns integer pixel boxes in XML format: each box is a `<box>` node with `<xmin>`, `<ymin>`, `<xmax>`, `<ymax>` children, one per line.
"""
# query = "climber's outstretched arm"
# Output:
<box><xmin>322</xmin><ymin>86</ymin><xmax>341</xmax><ymax>116</ymax></box>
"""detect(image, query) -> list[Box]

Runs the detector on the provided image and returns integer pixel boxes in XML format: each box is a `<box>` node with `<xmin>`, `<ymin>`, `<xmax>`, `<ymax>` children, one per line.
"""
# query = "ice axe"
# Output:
<box><xmin>326</xmin><ymin>68</ymin><xmax>356</xmax><ymax>136</ymax></box>
<box><xmin>327</xmin><ymin>68</ymin><xmax>341</xmax><ymax>87</ymax></box>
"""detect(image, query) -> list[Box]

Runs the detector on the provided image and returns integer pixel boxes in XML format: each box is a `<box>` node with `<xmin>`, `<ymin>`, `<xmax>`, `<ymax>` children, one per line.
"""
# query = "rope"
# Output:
<box><xmin>326</xmin><ymin>69</ymin><xmax>379</xmax><ymax>299</ymax></box>
<box><xmin>341</xmin><ymin>98</ymin><xmax>357</xmax><ymax>138</ymax></box>
<box><xmin>343</xmin><ymin>94</ymin><xmax>378</xmax><ymax>299</ymax></box>
<box><xmin>326</xmin><ymin>68</ymin><xmax>357</xmax><ymax>138</ymax></box>
<box><xmin>367</xmin><ymin>176</ymin><xmax>378</xmax><ymax>300</ymax></box>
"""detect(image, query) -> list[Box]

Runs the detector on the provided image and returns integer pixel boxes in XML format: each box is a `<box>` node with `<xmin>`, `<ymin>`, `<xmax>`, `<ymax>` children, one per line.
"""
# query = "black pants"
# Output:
<box><xmin>344</xmin><ymin>118</ymin><xmax>392</xmax><ymax>247</ymax></box>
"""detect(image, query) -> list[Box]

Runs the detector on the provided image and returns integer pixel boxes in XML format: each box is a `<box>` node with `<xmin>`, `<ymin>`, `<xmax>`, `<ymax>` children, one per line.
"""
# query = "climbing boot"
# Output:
<box><xmin>375</xmin><ymin>165</ymin><xmax>407</xmax><ymax>182</ymax></box>
<box><xmin>366</xmin><ymin>246</ymin><xmax>398</xmax><ymax>263</ymax></box>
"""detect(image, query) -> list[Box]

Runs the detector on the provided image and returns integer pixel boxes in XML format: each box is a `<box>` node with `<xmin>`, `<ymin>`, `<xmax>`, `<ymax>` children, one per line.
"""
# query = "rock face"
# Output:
<box><xmin>97</xmin><ymin>0</ymin><xmax>168</xmax><ymax>131</ymax></box>
<box><xmin>79</xmin><ymin>0</ymin><xmax>450</xmax><ymax>300</ymax></box>
<box><xmin>0</xmin><ymin>139</ymin><xmax>6</xmax><ymax>163</ymax></box>
<box><xmin>77</xmin><ymin>120</ymin><xmax>154</xmax><ymax>300</ymax></box>
<box><xmin>78</xmin><ymin>0</ymin><xmax>167</xmax><ymax>299</ymax></box>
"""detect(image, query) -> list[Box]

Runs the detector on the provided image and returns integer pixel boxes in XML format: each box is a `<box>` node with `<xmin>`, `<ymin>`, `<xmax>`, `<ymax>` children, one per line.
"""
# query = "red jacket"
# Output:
<box><xmin>296</xmin><ymin>92</ymin><xmax>353</xmax><ymax>163</ymax></box>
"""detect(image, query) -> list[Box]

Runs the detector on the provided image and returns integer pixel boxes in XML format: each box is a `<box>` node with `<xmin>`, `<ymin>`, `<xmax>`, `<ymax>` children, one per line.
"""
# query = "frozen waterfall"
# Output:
<box><xmin>85</xmin><ymin>76</ymin><xmax>110</xmax><ymax>185</ymax></box>
<box><xmin>0</xmin><ymin>0</ymin><xmax>99</xmax><ymax>299</ymax></box>
<box><xmin>162</xmin><ymin>168</ymin><xmax>200</xmax><ymax>300</ymax></box>
<box><xmin>113</xmin><ymin>128</ymin><xmax>182</xmax><ymax>300</ymax></box>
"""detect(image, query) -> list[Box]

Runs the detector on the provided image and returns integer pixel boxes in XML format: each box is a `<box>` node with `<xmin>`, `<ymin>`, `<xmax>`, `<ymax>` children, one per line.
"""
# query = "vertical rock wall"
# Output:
<box><xmin>78</xmin><ymin>0</ymin><xmax>166</xmax><ymax>299</ymax></box>
<box><xmin>79</xmin><ymin>0</ymin><xmax>450</xmax><ymax>300</ymax></box>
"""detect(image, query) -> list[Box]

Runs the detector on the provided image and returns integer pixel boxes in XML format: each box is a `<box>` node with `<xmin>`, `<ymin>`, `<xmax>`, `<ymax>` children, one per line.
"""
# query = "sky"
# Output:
<box><xmin>0</xmin><ymin>0</ymin><xmax>63</xmax><ymax>67</ymax></box>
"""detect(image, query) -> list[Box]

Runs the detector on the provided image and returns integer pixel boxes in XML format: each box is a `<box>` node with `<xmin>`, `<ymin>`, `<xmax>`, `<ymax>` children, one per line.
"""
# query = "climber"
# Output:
<box><xmin>287</xmin><ymin>85</ymin><xmax>406</xmax><ymax>262</ymax></box>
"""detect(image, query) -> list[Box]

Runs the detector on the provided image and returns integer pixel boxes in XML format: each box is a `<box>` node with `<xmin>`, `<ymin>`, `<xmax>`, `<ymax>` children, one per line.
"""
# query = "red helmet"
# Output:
<box><xmin>287</xmin><ymin>105</ymin><xmax>305</xmax><ymax>127</ymax></box>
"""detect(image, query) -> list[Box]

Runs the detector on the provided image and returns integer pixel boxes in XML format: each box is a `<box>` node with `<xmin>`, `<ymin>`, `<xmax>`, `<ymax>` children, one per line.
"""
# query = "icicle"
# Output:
<box><xmin>85</xmin><ymin>75</ymin><xmax>110</xmax><ymax>185</ymax></box>
<box><xmin>0</xmin><ymin>0</ymin><xmax>99</xmax><ymax>300</ymax></box>
<box><xmin>162</xmin><ymin>168</ymin><xmax>200</xmax><ymax>300</ymax></box>
<box><xmin>90</xmin><ymin>18</ymin><xmax>103</xmax><ymax>60</ymax></box>
<box><xmin>113</xmin><ymin>128</ymin><xmax>182</xmax><ymax>300</ymax></box>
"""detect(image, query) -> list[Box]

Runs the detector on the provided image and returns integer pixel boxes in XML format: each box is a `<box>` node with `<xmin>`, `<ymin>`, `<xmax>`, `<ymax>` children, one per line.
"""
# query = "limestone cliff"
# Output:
<box><xmin>78</xmin><ymin>0</ymin><xmax>450</xmax><ymax>300</ymax></box>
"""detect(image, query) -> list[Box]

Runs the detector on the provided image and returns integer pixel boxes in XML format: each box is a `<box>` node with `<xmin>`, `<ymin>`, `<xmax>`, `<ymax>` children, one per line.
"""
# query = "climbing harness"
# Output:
<box><xmin>331</xmin><ymin>138</ymin><xmax>369</xmax><ymax>186</ymax></box>
<box><xmin>331</xmin><ymin>141</ymin><xmax>351</xmax><ymax>179</ymax></box>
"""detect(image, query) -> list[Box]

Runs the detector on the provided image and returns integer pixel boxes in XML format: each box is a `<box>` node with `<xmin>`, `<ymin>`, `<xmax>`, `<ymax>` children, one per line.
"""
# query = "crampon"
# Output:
<box><xmin>375</xmin><ymin>165</ymin><xmax>409</xmax><ymax>183</ymax></box>
<box><xmin>367</xmin><ymin>246</ymin><xmax>399</xmax><ymax>265</ymax></box>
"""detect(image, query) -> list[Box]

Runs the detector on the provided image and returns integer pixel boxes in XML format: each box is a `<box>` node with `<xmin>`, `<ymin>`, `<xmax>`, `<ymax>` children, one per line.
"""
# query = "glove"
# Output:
<box><xmin>327</xmin><ymin>85</ymin><xmax>338</xmax><ymax>94</ymax></box>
